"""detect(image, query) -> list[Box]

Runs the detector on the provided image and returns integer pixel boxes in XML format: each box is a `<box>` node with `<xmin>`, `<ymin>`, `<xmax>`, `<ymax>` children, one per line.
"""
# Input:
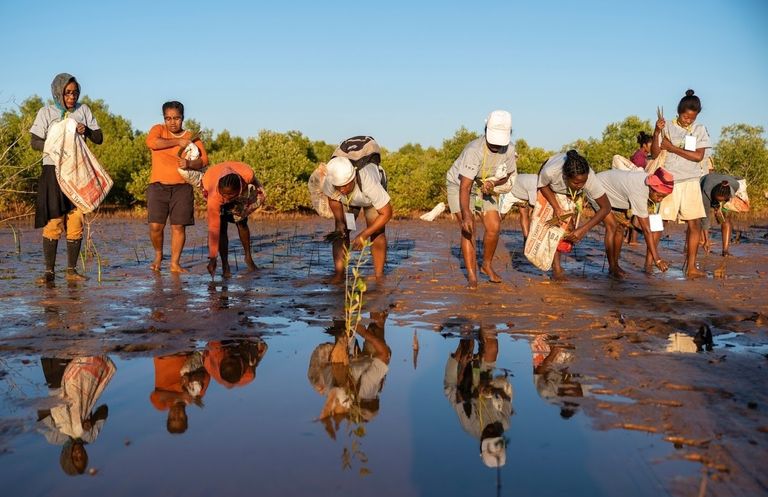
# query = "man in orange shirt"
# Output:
<box><xmin>145</xmin><ymin>101</ymin><xmax>208</xmax><ymax>272</ymax></box>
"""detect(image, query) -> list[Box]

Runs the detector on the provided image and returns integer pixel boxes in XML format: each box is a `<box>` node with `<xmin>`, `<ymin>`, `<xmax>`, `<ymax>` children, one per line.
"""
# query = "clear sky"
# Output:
<box><xmin>1</xmin><ymin>0</ymin><xmax>766</xmax><ymax>152</ymax></box>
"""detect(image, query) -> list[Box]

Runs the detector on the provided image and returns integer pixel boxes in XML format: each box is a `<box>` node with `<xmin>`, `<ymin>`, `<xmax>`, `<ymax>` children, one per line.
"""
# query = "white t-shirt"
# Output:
<box><xmin>595</xmin><ymin>169</ymin><xmax>652</xmax><ymax>217</ymax></box>
<box><xmin>322</xmin><ymin>163</ymin><xmax>390</xmax><ymax>210</ymax></box>
<box><xmin>537</xmin><ymin>153</ymin><xmax>606</xmax><ymax>199</ymax></box>
<box><xmin>446</xmin><ymin>137</ymin><xmax>517</xmax><ymax>186</ymax></box>
<box><xmin>30</xmin><ymin>104</ymin><xmax>100</xmax><ymax>166</ymax></box>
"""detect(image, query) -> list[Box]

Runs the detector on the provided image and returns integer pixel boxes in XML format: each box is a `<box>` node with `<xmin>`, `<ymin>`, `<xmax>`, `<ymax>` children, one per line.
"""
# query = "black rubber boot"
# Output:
<box><xmin>36</xmin><ymin>238</ymin><xmax>58</xmax><ymax>284</ymax></box>
<box><xmin>66</xmin><ymin>239</ymin><xmax>87</xmax><ymax>281</ymax></box>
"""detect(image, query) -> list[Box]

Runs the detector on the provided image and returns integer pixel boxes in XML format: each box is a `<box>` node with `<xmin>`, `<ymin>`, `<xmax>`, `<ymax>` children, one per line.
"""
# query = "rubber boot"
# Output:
<box><xmin>36</xmin><ymin>238</ymin><xmax>58</xmax><ymax>284</ymax></box>
<box><xmin>66</xmin><ymin>239</ymin><xmax>88</xmax><ymax>281</ymax></box>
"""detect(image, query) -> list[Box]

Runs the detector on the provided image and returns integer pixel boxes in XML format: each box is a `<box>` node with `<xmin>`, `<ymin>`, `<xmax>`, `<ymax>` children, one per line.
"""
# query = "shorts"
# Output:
<box><xmin>348</xmin><ymin>204</ymin><xmax>379</xmax><ymax>225</ymax></box>
<box><xmin>446</xmin><ymin>182</ymin><xmax>498</xmax><ymax>214</ymax></box>
<box><xmin>147</xmin><ymin>182</ymin><xmax>195</xmax><ymax>226</ymax></box>
<box><xmin>659</xmin><ymin>180</ymin><xmax>705</xmax><ymax>222</ymax></box>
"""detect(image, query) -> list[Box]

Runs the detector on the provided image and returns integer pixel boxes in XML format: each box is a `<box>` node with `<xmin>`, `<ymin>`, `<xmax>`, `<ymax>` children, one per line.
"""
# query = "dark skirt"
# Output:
<box><xmin>34</xmin><ymin>164</ymin><xmax>74</xmax><ymax>229</ymax></box>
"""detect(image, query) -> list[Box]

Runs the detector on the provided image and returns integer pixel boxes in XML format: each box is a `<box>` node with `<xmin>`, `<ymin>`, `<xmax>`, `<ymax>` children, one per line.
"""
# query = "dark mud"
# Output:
<box><xmin>0</xmin><ymin>216</ymin><xmax>766</xmax><ymax>496</ymax></box>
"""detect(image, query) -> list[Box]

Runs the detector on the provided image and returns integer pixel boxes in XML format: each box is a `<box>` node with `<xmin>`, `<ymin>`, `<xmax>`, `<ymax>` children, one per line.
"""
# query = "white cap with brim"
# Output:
<box><xmin>485</xmin><ymin>110</ymin><xmax>512</xmax><ymax>146</ymax></box>
<box><xmin>481</xmin><ymin>437</ymin><xmax>507</xmax><ymax>468</ymax></box>
<box><xmin>326</xmin><ymin>157</ymin><xmax>356</xmax><ymax>186</ymax></box>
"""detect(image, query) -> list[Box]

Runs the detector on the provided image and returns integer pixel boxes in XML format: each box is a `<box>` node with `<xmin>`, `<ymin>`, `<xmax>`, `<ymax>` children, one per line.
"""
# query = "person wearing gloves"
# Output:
<box><xmin>202</xmin><ymin>161</ymin><xmax>265</xmax><ymax>277</ymax></box>
<box><xmin>445</xmin><ymin>110</ymin><xmax>517</xmax><ymax>288</ymax></box>
<box><xmin>592</xmin><ymin>168</ymin><xmax>675</xmax><ymax>277</ymax></box>
<box><xmin>30</xmin><ymin>73</ymin><xmax>103</xmax><ymax>284</ymax></box>
<box><xmin>323</xmin><ymin>151</ymin><xmax>392</xmax><ymax>280</ymax></box>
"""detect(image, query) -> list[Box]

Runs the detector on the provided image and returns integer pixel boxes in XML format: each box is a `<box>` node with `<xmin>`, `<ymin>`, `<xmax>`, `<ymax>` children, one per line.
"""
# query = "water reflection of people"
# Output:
<box><xmin>36</xmin><ymin>356</ymin><xmax>116</xmax><ymax>475</ymax></box>
<box><xmin>530</xmin><ymin>335</ymin><xmax>583</xmax><ymax>419</ymax></box>
<box><xmin>308</xmin><ymin>311</ymin><xmax>390</xmax><ymax>438</ymax></box>
<box><xmin>150</xmin><ymin>351</ymin><xmax>209</xmax><ymax>434</ymax></box>
<box><xmin>443</xmin><ymin>328</ymin><xmax>513</xmax><ymax>468</ymax></box>
<box><xmin>204</xmin><ymin>338</ymin><xmax>268</xmax><ymax>388</ymax></box>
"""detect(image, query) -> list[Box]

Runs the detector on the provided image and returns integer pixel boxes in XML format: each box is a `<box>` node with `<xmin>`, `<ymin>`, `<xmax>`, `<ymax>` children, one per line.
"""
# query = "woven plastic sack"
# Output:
<box><xmin>177</xmin><ymin>142</ymin><xmax>204</xmax><ymax>189</ymax></box>
<box><xmin>308</xmin><ymin>163</ymin><xmax>334</xmax><ymax>218</ymax></box>
<box><xmin>44</xmin><ymin>118</ymin><xmax>113</xmax><ymax>213</ymax></box>
<box><xmin>524</xmin><ymin>192</ymin><xmax>574</xmax><ymax>271</ymax></box>
<box><xmin>611</xmin><ymin>154</ymin><xmax>636</xmax><ymax>171</ymax></box>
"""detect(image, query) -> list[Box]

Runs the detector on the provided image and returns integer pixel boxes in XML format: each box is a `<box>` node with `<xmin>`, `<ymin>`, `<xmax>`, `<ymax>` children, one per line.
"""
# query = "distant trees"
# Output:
<box><xmin>2</xmin><ymin>95</ymin><xmax>766</xmax><ymax>214</ymax></box>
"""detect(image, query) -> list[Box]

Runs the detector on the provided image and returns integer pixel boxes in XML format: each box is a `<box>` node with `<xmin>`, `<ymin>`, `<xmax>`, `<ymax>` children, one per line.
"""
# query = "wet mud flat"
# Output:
<box><xmin>0</xmin><ymin>216</ymin><xmax>766</xmax><ymax>497</ymax></box>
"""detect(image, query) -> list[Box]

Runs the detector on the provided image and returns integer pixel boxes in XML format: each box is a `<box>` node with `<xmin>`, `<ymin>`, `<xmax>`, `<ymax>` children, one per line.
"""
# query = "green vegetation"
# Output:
<box><xmin>2</xmin><ymin>96</ymin><xmax>767</xmax><ymax>215</ymax></box>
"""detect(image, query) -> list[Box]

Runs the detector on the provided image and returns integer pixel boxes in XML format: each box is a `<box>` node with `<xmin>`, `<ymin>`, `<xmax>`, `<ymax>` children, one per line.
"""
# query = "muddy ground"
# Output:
<box><xmin>0</xmin><ymin>214</ymin><xmax>766</xmax><ymax>496</ymax></box>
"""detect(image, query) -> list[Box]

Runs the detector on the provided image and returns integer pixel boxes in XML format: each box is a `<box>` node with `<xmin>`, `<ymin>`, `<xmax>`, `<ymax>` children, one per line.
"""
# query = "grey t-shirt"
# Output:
<box><xmin>662</xmin><ymin>121</ymin><xmax>711</xmax><ymax>183</ymax></box>
<box><xmin>446</xmin><ymin>137</ymin><xmax>517</xmax><ymax>186</ymax></box>
<box><xmin>595</xmin><ymin>169</ymin><xmax>652</xmax><ymax>217</ymax></box>
<box><xmin>700</xmin><ymin>173</ymin><xmax>740</xmax><ymax>230</ymax></box>
<box><xmin>30</xmin><ymin>104</ymin><xmax>100</xmax><ymax>166</ymax></box>
<box><xmin>537</xmin><ymin>153</ymin><xmax>607</xmax><ymax>199</ymax></box>
<box><xmin>510</xmin><ymin>173</ymin><xmax>538</xmax><ymax>206</ymax></box>
<box><xmin>322</xmin><ymin>163</ymin><xmax>390</xmax><ymax>210</ymax></box>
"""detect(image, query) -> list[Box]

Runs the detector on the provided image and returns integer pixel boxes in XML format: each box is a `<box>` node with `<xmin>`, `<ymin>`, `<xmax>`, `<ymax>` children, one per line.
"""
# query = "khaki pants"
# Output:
<box><xmin>42</xmin><ymin>208</ymin><xmax>83</xmax><ymax>240</ymax></box>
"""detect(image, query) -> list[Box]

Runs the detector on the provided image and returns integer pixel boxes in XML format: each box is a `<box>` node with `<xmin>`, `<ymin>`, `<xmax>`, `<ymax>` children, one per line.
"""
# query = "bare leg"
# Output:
<box><xmin>149</xmin><ymin>222</ymin><xmax>165</xmax><ymax>271</ymax></box>
<box><xmin>331</xmin><ymin>236</ymin><xmax>347</xmax><ymax>283</ymax></box>
<box><xmin>603</xmin><ymin>216</ymin><xmax>619</xmax><ymax>277</ymax></box>
<box><xmin>169</xmin><ymin>225</ymin><xmax>188</xmax><ymax>273</ymax></box>
<box><xmin>721</xmin><ymin>217</ymin><xmax>732</xmax><ymax>257</ymax></box>
<box><xmin>457</xmin><ymin>214</ymin><xmax>478</xmax><ymax>288</ymax></box>
<box><xmin>611</xmin><ymin>222</ymin><xmax>627</xmax><ymax>278</ymax></box>
<box><xmin>219</xmin><ymin>218</ymin><xmax>231</xmax><ymax>277</ymax></box>
<box><xmin>480</xmin><ymin>211</ymin><xmax>501</xmax><ymax>283</ymax></box>
<box><xmin>370</xmin><ymin>230</ymin><xmax>387</xmax><ymax>279</ymax></box>
<box><xmin>685</xmin><ymin>219</ymin><xmax>705</xmax><ymax>278</ymax></box>
<box><xmin>644</xmin><ymin>230</ymin><xmax>662</xmax><ymax>273</ymax></box>
<box><xmin>236</xmin><ymin>220</ymin><xmax>256</xmax><ymax>271</ymax></box>
<box><xmin>627</xmin><ymin>216</ymin><xmax>640</xmax><ymax>245</ymax></box>
<box><xmin>520</xmin><ymin>206</ymin><xmax>531</xmax><ymax>241</ymax></box>
<box><xmin>552</xmin><ymin>252</ymin><xmax>567</xmax><ymax>281</ymax></box>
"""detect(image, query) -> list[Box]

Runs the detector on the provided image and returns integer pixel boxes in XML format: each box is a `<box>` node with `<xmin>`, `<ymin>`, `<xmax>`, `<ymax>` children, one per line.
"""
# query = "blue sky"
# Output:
<box><xmin>1</xmin><ymin>0</ymin><xmax>766</xmax><ymax>153</ymax></box>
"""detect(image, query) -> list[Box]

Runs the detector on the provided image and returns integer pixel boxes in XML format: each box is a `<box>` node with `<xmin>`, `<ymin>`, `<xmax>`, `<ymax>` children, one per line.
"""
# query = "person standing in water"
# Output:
<box><xmin>537</xmin><ymin>150</ymin><xmax>611</xmax><ymax>281</ymax></box>
<box><xmin>699</xmin><ymin>173</ymin><xmax>743</xmax><ymax>257</ymax></box>
<box><xmin>30</xmin><ymin>73</ymin><xmax>103</xmax><ymax>284</ymax></box>
<box><xmin>445</xmin><ymin>110</ymin><xmax>517</xmax><ymax>288</ymax></box>
<box><xmin>652</xmin><ymin>89</ymin><xmax>710</xmax><ymax>277</ymax></box>
<box><xmin>202</xmin><ymin>162</ymin><xmax>265</xmax><ymax>277</ymax></box>
<box><xmin>145</xmin><ymin>101</ymin><xmax>209</xmax><ymax>273</ymax></box>
<box><xmin>592</xmin><ymin>167</ymin><xmax>675</xmax><ymax>277</ymax></box>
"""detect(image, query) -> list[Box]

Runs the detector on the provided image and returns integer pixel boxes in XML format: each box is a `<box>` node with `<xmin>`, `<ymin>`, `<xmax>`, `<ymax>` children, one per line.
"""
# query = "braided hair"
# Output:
<box><xmin>562</xmin><ymin>150</ymin><xmax>590</xmax><ymax>179</ymax></box>
<box><xmin>218</xmin><ymin>173</ymin><xmax>243</xmax><ymax>196</ymax></box>
<box><xmin>710</xmin><ymin>181</ymin><xmax>732</xmax><ymax>208</ymax></box>
<box><xmin>677</xmin><ymin>89</ymin><xmax>702</xmax><ymax>115</ymax></box>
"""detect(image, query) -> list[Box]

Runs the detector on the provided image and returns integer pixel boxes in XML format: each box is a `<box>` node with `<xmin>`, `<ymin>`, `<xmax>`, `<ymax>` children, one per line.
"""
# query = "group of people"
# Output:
<box><xmin>31</xmin><ymin>73</ymin><xmax>743</xmax><ymax>287</ymax></box>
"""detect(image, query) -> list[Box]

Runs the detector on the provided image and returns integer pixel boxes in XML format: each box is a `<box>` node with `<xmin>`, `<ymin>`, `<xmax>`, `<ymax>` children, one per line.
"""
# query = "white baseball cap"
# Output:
<box><xmin>326</xmin><ymin>157</ymin><xmax>356</xmax><ymax>186</ymax></box>
<box><xmin>485</xmin><ymin>110</ymin><xmax>512</xmax><ymax>146</ymax></box>
<box><xmin>480</xmin><ymin>437</ymin><xmax>507</xmax><ymax>468</ymax></box>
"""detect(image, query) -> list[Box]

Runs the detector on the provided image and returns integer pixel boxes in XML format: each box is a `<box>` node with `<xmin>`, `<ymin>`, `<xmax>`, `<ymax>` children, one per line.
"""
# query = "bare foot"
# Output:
<box><xmin>721</xmin><ymin>251</ymin><xmax>732</xmax><ymax>258</ymax></box>
<box><xmin>466</xmin><ymin>278</ymin><xmax>478</xmax><ymax>289</ymax></box>
<box><xmin>608</xmin><ymin>267</ymin><xmax>625</xmax><ymax>280</ymax></box>
<box><xmin>330</xmin><ymin>273</ymin><xmax>345</xmax><ymax>285</ymax></box>
<box><xmin>150</xmin><ymin>255</ymin><xmax>162</xmax><ymax>272</ymax></box>
<box><xmin>480</xmin><ymin>265</ymin><xmax>502</xmax><ymax>283</ymax></box>
<box><xmin>66</xmin><ymin>268</ymin><xmax>88</xmax><ymax>281</ymax></box>
<box><xmin>686</xmin><ymin>267</ymin><xmax>706</xmax><ymax>278</ymax></box>
<box><xmin>244</xmin><ymin>260</ymin><xmax>257</xmax><ymax>273</ymax></box>
<box><xmin>169</xmin><ymin>264</ymin><xmax>189</xmax><ymax>273</ymax></box>
<box><xmin>644</xmin><ymin>264</ymin><xmax>654</xmax><ymax>275</ymax></box>
<box><xmin>552</xmin><ymin>271</ymin><xmax>568</xmax><ymax>282</ymax></box>
<box><xmin>222</xmin><ymin>264</ymin><xmax>232</xmax><ymax>278</ymax></box>
<box><xmin>36</xmin><ymin>271</ymin><xmax>55</xmax><ymax>285</ymax></box>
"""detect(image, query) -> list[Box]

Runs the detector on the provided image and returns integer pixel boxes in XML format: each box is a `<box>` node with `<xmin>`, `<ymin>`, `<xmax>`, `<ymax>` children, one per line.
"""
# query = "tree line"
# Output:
<box><xmin>2</xmin><ymin>95</ymin><xmax>766</xmax><ymax>215</ymax></box>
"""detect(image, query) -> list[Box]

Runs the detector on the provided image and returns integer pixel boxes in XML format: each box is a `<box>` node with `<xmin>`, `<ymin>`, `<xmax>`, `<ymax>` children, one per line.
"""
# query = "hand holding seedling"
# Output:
<box><xmin>351</xmin><ymin>234</ymin><xmax>367</xmax><ymax>250</ymax></box>
<box><xmin>177</xmin><ymin>137</ymin><xmax>192</xmax><ymax>149</ymax></box>
<box><xmin>481</xmin><ymin>180</ymin><xmax>495</xmax><ymax>195</ymax></box>
<box><xmin>76</xmin><ymin>123</ymin><xmax>86</xmax><ymax>135</ymax></box>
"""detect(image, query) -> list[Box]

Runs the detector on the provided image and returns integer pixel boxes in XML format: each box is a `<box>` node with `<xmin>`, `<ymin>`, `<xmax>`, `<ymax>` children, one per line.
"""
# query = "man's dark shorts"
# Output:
<box><xmin>147</xmin><ymin>183</ymin><xmax>195</xmax><ymax>226</ymax></box>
